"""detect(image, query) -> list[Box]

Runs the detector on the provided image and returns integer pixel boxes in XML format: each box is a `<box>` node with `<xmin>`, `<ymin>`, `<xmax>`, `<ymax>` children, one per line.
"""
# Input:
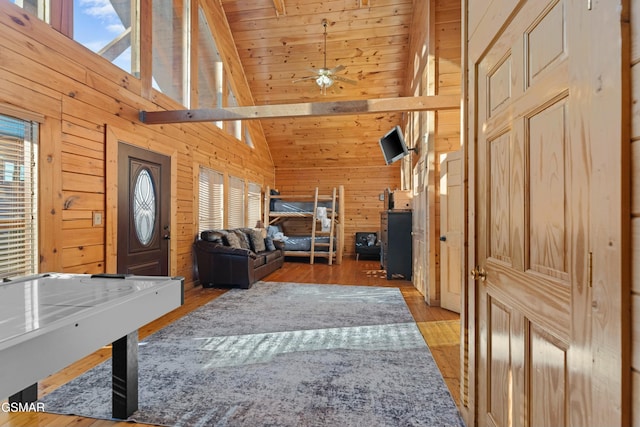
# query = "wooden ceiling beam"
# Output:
<box><xmin>139</xmin><ymin>95</ymin><xmax>459</xmax><ymax>124</ymax></box>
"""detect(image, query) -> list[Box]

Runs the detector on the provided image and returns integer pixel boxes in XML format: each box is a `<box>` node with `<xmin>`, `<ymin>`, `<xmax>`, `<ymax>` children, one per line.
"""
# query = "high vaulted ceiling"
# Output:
<box><xmin>220</xmin><ymin>0</ymin><xmax>413</xmax><ymax>104</ymax></box>
<box><xmin>218</xmin><ymin>0</ymin><xmax>415</xmax><ymax>169</ymax></box>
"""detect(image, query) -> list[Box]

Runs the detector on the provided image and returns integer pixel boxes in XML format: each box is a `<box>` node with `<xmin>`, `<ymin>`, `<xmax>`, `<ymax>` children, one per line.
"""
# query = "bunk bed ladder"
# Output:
<box><xmin>310</xmin><ymin>187</ymin><xmax>319</xmax><ymax>264</ymax></box>
<box><xmin>263</xmin><ymin>185</ymin><xmax>343</xmax><ymax>265</ymax></box>
<box><xmin>327</xmin><ymin>187</ymin><xmax>337</xmax><ymax>265</ymax></box>
<box><xmin>310</xmin><ymin>187</ymin><xmax>337</xmax><ymax>265</ymax></box>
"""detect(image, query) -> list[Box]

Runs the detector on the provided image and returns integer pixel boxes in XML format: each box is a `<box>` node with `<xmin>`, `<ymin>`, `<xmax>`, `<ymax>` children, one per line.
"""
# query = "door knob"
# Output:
<box><xmin>470</xmin><ymin>266</ymin><xmax>487</xmax><ymax>282</ymax></box>
<box><xmin>440</xmin><ymin>235</ymin><xmax>447</xmax><ymax>242</ymax></box>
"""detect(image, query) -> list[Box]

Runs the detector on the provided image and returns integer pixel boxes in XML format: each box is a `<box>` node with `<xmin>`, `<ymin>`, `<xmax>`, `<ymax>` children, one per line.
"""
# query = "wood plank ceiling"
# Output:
<box><xmin>219</xmin><ymin>0</ymin><xmax>414</xmax><ymax>169</ymax></box>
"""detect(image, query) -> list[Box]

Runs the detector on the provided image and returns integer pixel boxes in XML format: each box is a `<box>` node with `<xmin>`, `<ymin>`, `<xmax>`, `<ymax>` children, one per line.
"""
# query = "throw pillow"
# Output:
<box><xmin>267</xmin><ymin>224</ymin><xmax>282</xmax><ymax>237</ymax></box>
<box><xmin>231</xmin><ymin>229</ymin><xmax>252</xmax><ymax>250</ymax></box>
<box><xmin>200</xmin><ymin>230</ymin><xmax>224</xmax><ymax>243</ymax></box>
<box><xmin>265</xmin><ymin>236</ymin><xmax>276</xmax><ymax>251</ymax></box>
<box><xmin>224</xmin><ymin>231</ymin><xmax>242</xmax><ymax>249</ymax></box>
<box><xmin>248</xmin><ymin>228</ymin><xmax>266</xmax><ymax>252</ymax></box>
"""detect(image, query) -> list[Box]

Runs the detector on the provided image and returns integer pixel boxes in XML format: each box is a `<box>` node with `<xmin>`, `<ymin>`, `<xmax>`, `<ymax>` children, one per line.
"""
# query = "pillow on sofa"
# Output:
<box><xmin>265</xmin><ymin>236</ymin><xmax>276</xmax><ymax>251</ymax></box>
<box><xmin>267</xmin><ymin>224</ymin><xmax>282</xmax><ymax>238</ymax></box>
<box><xmin>200</xmin><ymin>230</ymin><xmax>225</xmax><ymax>244</ymax></box>
<box><xmin>247</xmin><ymin>228</ymin><xmax>266</xmax><ymax>252</ymax></box>
<box><xmin>224</xmin><ymin>231</ymin><xmax>243</xmax><ymax>249</ymax></box>
<box><xmin>230</xmin><ymin>229</ymin><xmax>252</xmax><ymax>250</ymax></box>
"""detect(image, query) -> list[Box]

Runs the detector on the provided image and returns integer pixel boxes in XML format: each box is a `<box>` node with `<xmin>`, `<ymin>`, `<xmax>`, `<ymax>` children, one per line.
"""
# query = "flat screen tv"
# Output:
<box><xmin>378</xmin><ymin>125</ymin><xmax>409</xmax><ymax>165</ymax></box>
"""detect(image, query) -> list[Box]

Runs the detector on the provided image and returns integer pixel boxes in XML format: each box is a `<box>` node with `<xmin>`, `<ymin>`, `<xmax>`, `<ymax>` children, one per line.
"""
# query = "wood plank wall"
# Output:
<box><xmin>403</xmin><ymin>0</ymin><xmax>461</xmax><ymax>303</ymax></box>
<box><xmin>0</xmin><ymin>2</ymin><xmax>275</xmax><ymax>289</ymax></box>
<box><xmin>271</xmin><ymin>0</ymin><xmax>461</xmax><ymax>260</ymax></box>
<box><xmin>434</xmin><ymin>0</ymin><xmax>462</xmax><ymax>153</ymax></box>
<box><xmin>269</xmin><ymin>116</ymin><xmax>402</xmax><ymax>258</ymax></box>
<box><xmin>631</xmin><ymin>1</ymin><xmax>640</xmax><ymax>424</ymax></box>
<box><xmin>432</xmin><ymin>0</ymin><xmax>462</xmax><ymax>302</ymax></box>
<box><xmin>274</xmin><ymin>166</ymin><xmax>391</xmax><ymax>254</ymax></box>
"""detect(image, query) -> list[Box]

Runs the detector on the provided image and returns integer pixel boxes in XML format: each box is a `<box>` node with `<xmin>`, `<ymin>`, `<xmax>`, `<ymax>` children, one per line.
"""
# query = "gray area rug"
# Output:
<box><xmin>40</xmin><ymin>282</ymin><xmax>464</xmax><ymax>427</ymax></box>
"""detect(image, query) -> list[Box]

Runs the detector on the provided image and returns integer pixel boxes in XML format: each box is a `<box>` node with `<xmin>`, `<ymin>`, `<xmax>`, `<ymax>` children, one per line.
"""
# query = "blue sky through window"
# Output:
<box><xmin>73</xmin><ymin>0</ymin><xmax>132</xmax><ymax>73</ymax></box>
<box><xmin>74</xmin><ymin>0</ymin><xmax>124</xmax><ymax>50</ymax></box>
<box><xmin>9</xmin><ymin>0</ymin><xmax>133</xmax><ymax>73</ymax></box>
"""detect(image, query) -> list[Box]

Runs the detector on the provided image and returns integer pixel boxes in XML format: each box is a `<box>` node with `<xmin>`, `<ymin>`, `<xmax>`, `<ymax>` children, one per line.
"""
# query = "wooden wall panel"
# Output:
<box><xmin>263</xmin><ymin>0</ymin><xmax>461</xmax><ymax>256</ymax></box>
<box><xmin>401</xmin><ymin>0</ymin><xmax>460</xmax><ymax>307</ymax></box>
<box><xmin>274</xmin><ymin>166</ymin><xmax>394</xmax><ymax>256</ymax></box>
<box><xmin>632</xmin><ymin>0</ymin><xmax>640</xmax><ymax>423</ymax></box>
<box><xmin>0</xmin><ymin>1</ymin><xmax>275</xmax><ymax>288</ymax></box>
<box><xmin>434</xmin><ymin>1</ymin><xmax>461</xmax><ymax>153</ymax></box>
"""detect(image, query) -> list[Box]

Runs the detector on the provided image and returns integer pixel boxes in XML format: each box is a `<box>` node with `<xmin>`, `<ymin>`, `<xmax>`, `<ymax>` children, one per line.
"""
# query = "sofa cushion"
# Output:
<box><xmin>253</xmin><ymin>255</ymin><xmax>266</xmax><ymax>268</ymax></box>
<box><xmin>264</xmin><ymin>251</ymin><xmax>282</xmax><ymax>263</ymax></box>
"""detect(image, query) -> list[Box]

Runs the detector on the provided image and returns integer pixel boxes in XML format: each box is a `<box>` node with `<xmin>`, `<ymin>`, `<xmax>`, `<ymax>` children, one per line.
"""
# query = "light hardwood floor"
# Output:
<box><xmin>0</xmin><ymin>258</ymin><xmax>461</xmax><ymax>426</ymax></box>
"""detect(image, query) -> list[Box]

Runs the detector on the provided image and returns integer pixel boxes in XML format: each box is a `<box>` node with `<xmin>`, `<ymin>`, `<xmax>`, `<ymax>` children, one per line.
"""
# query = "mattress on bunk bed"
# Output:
<box><xmin>272</xmin><ymin>200</ymin><xmax>336</xmax><ymax>213</ymax></box>
<box><xmin>282</xmin><ymin>236</ymin><xmax>333</xmax><ymax>251</ymax></box>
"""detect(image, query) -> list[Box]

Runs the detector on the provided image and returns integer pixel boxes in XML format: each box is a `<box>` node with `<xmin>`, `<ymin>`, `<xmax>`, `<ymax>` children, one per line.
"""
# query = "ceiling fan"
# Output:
<box><xmin>293</xmin><ymin>19</ymin><xmax>357</xmax><ymax>94</ymax></box>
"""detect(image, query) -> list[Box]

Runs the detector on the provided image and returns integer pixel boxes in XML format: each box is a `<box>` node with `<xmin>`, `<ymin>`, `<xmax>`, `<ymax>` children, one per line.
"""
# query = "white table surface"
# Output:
<box><xmin>0</xmin><ymin>273</ymin><xmax>183</xmax><ymax>401</ymax></box>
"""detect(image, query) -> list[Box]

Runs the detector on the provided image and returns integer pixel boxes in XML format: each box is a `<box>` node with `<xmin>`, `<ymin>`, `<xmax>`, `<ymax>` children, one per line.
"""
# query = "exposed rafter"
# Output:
<box><xmin>139</xmin><ymin>95</ymin><xmax>459</xmax><ymax>124</ymax></box>
<box><xmin>98</xmin><ymin>27</ymin><xmax>131</xmax><ymax>61</ymax></box>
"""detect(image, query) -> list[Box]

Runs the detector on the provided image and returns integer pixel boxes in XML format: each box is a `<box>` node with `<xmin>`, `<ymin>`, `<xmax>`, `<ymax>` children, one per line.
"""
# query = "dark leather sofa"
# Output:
<box><xmin>194</xmin><ymin>228</ymin><xmax>284</xmax><ymax>289</ymax></box>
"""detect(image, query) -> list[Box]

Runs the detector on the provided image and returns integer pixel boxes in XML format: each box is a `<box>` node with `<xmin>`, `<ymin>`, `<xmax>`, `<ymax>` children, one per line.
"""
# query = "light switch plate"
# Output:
<box><xmin>93</xmin><ymin>211</ymin><xmax>102</xmax><ymax>226</ymax></box>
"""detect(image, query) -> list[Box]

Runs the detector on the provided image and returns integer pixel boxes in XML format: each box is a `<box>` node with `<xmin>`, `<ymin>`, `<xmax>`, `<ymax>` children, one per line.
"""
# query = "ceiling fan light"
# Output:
<box><xmin>316</xmin><ymin>74</ymin><xmax>334</xmax><ymax>88</ymax></box>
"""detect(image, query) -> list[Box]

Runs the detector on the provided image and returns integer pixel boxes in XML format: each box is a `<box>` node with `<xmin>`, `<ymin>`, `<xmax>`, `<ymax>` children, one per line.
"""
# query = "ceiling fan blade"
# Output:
<box><xmin>333</xmin><ymin>75</ymin><xmax>357</xmax><ymax>85</ymax></box>
<box><xmin>292</xmin><ymin>76</ymin><xmax>318</xmax><ymax>83</ymax></box>
<box><xmin>328</xmin><ymin>64</ymin><xmax>345</xmax><ymax>74</ymax></box>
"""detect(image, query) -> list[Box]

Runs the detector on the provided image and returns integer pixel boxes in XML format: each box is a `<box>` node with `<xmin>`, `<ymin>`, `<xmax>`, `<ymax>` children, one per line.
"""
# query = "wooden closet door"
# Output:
<box><xmin>440</xmin><ymin>150</ymin><xmax>463</xmax><ymax>313</ymax></box>
<box><xmin>468</xmin><ymin>0</ymin><xmax>594</xmax><ymax>425</ymax></box>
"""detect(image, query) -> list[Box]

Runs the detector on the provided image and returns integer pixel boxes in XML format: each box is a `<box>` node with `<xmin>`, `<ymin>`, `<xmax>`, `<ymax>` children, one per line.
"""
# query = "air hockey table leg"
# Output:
<box><xmin>112</xmin><ymin>331</ymin><xmax>138</xmax><ymax>419</ymax></box>
<box><xmin>8</xmin><ymin>383</ymin><xmax>37</xmax><ymax>404</ymax></box>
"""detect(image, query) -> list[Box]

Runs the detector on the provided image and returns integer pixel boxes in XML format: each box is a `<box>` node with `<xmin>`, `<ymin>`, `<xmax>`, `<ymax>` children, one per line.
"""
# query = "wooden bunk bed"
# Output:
<box><xmin>263</xmin><ymin>186</ymin><xmax>344</xmax><ymax>265</ymax></box>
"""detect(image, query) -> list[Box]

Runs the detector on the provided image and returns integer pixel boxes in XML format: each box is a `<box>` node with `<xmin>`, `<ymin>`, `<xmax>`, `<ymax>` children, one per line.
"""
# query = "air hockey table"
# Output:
<box><xmin>0</xmin><ymin>272</ymin><xmax>184</xmax><ymax>419</ymax></box>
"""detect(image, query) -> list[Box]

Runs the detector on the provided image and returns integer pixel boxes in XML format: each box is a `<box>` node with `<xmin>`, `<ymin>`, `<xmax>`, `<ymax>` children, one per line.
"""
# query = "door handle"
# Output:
<box><xmin>163</xmin><ymin>225</ymin><xmax>170</xmax><ymax>240</ymax></box>
<box><xmin>470</xmin><ymin>266</ymin><xmax>487</xmax><ymax>282</ymax></box>
<box><xmin>440</xmin><ymin>235</ymin><xmax>447</xmax><ymax>242</ymax></box>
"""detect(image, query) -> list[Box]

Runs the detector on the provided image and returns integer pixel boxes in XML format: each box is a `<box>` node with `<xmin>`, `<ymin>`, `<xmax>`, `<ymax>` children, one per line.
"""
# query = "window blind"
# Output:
<box><xmin>0</xmin><ymin>115</ymin><xmax>38</xmax><ymax>280</ymax></box>
<box><xmin>247</xmin><ymin>182</ymin><xmax>261</xmax><ymax>228</ymax></box>
<box><xmin>198</xmin><ymin>166</ymin><xmax>223</xmax><ymax>232</ymax></box>
<box><xmin>227</xmin><ymin>175</ymin><xmax>245</xmax><ymax>229</ymax></box>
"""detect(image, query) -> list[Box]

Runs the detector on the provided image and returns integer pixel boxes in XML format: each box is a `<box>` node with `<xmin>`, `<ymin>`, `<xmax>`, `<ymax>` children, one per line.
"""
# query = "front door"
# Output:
<box><xmin>469</xmin><ymin>0</ymin><xmax>594</xmax><ymax>425</ymax></box>
<box><xmin>439</xmin><ymin>150</ymin><xmax>462</xmax><ymax>313</ymax></box>
<box><xmin>117</xmin><ymin>143</ymin><xmax>170</xmax><ymax>275</ymax></box>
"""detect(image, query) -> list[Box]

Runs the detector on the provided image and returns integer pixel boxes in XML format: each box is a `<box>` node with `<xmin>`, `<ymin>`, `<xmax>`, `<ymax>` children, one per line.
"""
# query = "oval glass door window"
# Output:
<box><xmin>133</xmin><ymin>168</ymin><xmax>156</xmax><ymax>245</ymax></box>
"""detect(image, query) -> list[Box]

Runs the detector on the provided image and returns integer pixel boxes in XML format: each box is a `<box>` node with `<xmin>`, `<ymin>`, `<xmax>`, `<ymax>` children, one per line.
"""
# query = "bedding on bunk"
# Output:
<box><xmin>267</xmin><ymin>225</ymin><xmax>334</xmax><ymax>252</ymax></box>
<box><xmin>271</xmin><ymin>200</ymin><xmax>336</xmax><ymax>213</ymax></box>
<box><xmin>281</xmin><ymin>236</ymin><xmax>333</xmax><ymax>252</ymax></box>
